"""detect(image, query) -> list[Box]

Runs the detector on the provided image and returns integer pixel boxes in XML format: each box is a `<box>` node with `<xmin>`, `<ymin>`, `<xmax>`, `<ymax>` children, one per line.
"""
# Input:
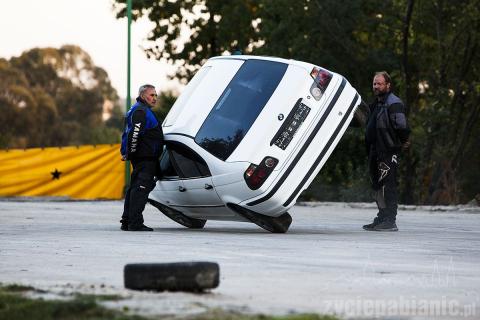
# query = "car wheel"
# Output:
<box><xmin>227</xmin><ymin>203</ymin><xmax>292</xmax><ymax>233</ymax></box>
<box><xmin>124</xmin><ymin>262</ymin><xmax>219</xmax><ymax>292</ymax></box>
<box><xmin>148</xmin><ymin>199</ymin><xmax>206</xmax><ymax>229</ymax></box>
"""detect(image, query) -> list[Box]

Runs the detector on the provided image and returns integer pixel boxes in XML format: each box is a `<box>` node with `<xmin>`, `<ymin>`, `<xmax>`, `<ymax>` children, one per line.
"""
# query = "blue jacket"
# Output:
<box><xmin>120</xmin><ymin>99</ymin><xmax>164</xmax><ymax>161</ymax></box>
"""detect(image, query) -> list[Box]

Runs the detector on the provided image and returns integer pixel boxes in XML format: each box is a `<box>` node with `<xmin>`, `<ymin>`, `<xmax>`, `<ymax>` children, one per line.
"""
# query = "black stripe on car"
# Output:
<box><xmin>246</xmin><ymin>78</ymin><xmax>347</xmax><ymax>207</ymax></box>
<box><xmin>282</xmin><ymin>93</ymin><xmax>360</xmax><ymax>207</ymax></box>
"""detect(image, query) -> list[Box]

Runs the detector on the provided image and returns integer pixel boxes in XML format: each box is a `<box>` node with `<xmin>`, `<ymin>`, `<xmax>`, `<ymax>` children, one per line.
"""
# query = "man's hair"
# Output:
<box><xmin>375</xmin><ymin>71</ymin><xmax>391</xmax><ymax>84</ymax></box>
<box><xmin>138</xmin><ymin>84</ymin><xmax>155</xmax><ymax>97</ymax></box>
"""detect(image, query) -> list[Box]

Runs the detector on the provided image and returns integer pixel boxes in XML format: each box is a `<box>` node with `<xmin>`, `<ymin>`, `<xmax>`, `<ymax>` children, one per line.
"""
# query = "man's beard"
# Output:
<box><xmin>374</xmin><ymin>89</ymin><xmax>388</xmax><ymax>97</ymax></box>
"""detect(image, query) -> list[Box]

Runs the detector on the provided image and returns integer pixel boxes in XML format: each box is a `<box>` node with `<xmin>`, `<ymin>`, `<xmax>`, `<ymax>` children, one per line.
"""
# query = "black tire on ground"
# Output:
<box><xmin>148</xmin><ymin>199</ymin><xmax>206</xmax><ymax>229</ymax></box>
<box><xmin>227</xmin><ymin>203</ymin><xmax>292</xmax><ymax>233</ymax></box>
<box><xmin>124</xmin><ymin>262</ymin><xmax>220</xmax><ymax>292</ymax></box>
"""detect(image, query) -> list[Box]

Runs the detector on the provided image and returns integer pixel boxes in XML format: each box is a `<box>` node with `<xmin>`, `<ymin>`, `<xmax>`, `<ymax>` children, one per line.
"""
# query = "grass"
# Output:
<box><xmin>0</xmin><ymin>284</ymin><xmax>340</xmax><ymax>320</ymax></box>
<box><xmin>0</xmin><ymin>285</ymin><xmax>143</xmax><ymax>320</ymax></box>
<box><xmin>187</xmin><ymin>310</ymin><xmax>340</xmax><ymax>320</ymax></box>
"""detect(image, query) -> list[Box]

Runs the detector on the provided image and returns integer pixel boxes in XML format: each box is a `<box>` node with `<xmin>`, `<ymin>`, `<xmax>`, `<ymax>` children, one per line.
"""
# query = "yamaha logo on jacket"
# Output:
<box><xmin>121</xmin><ymin>100</ymin><xmax>164</xmax><ymax>161</ymax></box>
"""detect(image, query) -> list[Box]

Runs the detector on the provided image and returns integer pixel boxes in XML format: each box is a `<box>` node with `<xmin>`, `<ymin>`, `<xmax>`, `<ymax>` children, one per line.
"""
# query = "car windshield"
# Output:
<box><xmin>194</xmin><ymin>59</ymin><xmax>288</xmax><ymax>160</ymax></box>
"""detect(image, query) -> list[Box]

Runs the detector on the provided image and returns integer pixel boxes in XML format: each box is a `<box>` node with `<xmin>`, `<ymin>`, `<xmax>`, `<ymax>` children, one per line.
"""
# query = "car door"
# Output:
<box><xmin>167</xmin><ymin>142</ymin><xmax>225</xmax><ymax>217</ymax></box>
<box><xmin>149</xmin><ymin>147</ymin><xmax>186</xmax><ymax>207</ymax></box>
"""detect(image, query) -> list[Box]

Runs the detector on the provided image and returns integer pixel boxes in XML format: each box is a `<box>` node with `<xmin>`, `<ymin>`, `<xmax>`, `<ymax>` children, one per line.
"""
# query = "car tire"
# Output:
<box><xmin>270</xmin><ymin>212</ymin><xmax>293</xmax><ymax>233</ymax></box>
<box><xmin>148</xmin><ymin>199</ymin><xmax>206</xmax><ymax>229</ymax></box>
<box><xmin>124</xmin><ymin>262</ymin><xmax>220</xmax><ymax>292</ymax></box>
<box><xmin>227</xmin><ymin>203</ymin><xmax>292</xmax><ymax>233</ymax></box>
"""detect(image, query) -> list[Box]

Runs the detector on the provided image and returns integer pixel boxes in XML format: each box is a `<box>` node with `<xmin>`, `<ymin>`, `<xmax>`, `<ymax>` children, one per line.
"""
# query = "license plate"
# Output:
<box><xmin>271</xmin><ymin>101</ymin><xmax>310</xmax><ymax>150</ymax></box>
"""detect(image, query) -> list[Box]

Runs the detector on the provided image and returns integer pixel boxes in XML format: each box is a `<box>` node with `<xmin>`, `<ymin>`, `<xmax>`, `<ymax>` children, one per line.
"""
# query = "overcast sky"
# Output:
<box><xmin>0</xmin><ymin>0</ymin><xmax>178</xmax><ymax>98</ymax></box>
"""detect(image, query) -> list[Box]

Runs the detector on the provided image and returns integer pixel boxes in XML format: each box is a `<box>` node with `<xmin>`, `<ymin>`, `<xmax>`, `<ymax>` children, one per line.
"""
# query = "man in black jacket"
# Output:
<box><xmin>120</xmin><ymin>84</ymin><xmax>164</xmax><ymax>231</ymax></box>
<box><xmin>363</xmin><ymin>72</ymin><xmax>410</xmax><ymax>232</ymax></box>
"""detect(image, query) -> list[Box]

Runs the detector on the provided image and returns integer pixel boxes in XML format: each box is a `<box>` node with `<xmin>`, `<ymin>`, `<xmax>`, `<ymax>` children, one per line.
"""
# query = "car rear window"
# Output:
<box><xmin>194</xmin><ymin>59</ymin><xmax>288</xmax><ymax>160</ymax></box>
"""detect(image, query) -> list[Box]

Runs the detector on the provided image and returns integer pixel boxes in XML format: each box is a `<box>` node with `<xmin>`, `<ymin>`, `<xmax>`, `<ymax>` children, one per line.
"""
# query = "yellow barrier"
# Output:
<box><xmin>0</xmin><ymin>144</ymin><xmax>124</xmax><ymax>200</ymax></box>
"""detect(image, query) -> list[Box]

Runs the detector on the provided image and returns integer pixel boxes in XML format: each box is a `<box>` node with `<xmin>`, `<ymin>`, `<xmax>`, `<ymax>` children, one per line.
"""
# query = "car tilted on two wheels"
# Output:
<box><xmin>148</xmin><ymin>55</ymin><xmax>361</xmax><ymax>233</ymax></box>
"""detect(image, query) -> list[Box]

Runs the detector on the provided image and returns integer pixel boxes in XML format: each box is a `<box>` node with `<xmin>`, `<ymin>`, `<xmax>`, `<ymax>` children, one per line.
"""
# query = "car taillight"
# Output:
<box><xmin>310</xmin><ymin>67</ymin><xmax>332</xmax><ymax>101</ymax></box>
<box><xmin>244</xmin><ymin>156</ymin><xmax>278</xmax><ymax>190</ymax></box>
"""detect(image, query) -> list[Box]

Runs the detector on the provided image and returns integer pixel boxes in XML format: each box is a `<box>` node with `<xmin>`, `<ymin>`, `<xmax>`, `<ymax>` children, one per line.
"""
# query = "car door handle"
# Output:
<box><xmin>204</xmin><ymin>184</ymin><xmax>213</xmax><ymax>190</ymax></box>
<box><xmin>178</xmin><ymin>186</ymin><xmax>186</xmax><ymax>192</ymax></box>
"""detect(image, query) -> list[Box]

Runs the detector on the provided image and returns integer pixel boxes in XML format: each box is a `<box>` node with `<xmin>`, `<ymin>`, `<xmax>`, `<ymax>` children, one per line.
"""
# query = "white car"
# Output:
<box><xmin>148</xmin><ymin>55</ymin><xmax>361</xmax><ymax>233</ymax></box>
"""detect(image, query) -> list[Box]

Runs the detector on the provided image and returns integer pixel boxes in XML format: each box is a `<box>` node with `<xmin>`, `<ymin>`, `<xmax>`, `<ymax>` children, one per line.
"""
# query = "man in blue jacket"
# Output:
<box><xmin>120</xmin><ymin>84</ymin><xmax>164</xmax><ymax>231</ymax></box>
<box><xmin>363</xmin><ymin>72</ymin><xmax>410</xmax><ymax>232</ymax></box>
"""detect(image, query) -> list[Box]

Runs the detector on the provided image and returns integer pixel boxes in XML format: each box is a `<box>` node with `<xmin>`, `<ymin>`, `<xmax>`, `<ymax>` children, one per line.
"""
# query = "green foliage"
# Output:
<box><xmin>192</xmin><ymin>309</ymin><xmax>339</xmax><ymax>320</ymax></box>
<box><xmin>113</xmin><ymin>0</ymin><xmax>480</xmax><ymax>204</ymax></box>
<box><xmin>0</xmin><ymin>286</ymin><xmax>143</xmax><ymax>320</ymax></box>
<box><xmin>152</xmin><ymin>89</ymin><xmax>178</xmax><ymax>120</ymax></box>
<box><xmin>300</xmin><ymin>129</ymin><xmax>371</xmax><ymax>202</ymax></box>
<box><xmin>106</xmin><ymin>105</ymin><xmax>126</xmax><ymax>131</ymax></box>
<box><xmin>0</xmin><ymin>46</ymin><xmax>122</xmax><ymax>149</ymax></box>
<box><xmin>0</xmin><ymin>285</ymin><xmax>339</xmax><ymax>320</ymax></box>
<box><xmin>113</xmin><ymin>0</ymin><xmax>260</xmax><ymax>83</ymax></box>
<box><xmin>82</xmin><ymin>126</ymin><xmax>122</xmax><ymax>145</ymax></box>
<box><xmin>1</xmin><ymin>284</ymin><xmax>35</xmax><ymax>292</ymax></box>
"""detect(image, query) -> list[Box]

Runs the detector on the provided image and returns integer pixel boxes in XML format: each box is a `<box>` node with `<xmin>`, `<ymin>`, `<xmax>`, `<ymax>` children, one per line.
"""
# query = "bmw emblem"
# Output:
<box><xmin>278</xmin><ymin>114</ymin><xmax>284</xmax><ymax>121</ymax></box>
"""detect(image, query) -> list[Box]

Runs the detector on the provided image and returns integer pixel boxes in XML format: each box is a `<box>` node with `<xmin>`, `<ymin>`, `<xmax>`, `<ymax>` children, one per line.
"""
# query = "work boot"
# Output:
<box><xmin>362</xmin><ymin>216</ymin><xmax>382</xmax><ymax>231</ymax></box>
<box><xmin>120</xmin><ymin>219</ymin><xmax>128</xmax><ymax>231</ymax></box>
<box><xmin>373</xmin><ymin>220</ymin><xmax>398</xmax><ymax>232</ymax></box>
<box><xmin>128</xmin><ymin>224</ymin><xmax>154</xmax><ymax>231</ymax></box>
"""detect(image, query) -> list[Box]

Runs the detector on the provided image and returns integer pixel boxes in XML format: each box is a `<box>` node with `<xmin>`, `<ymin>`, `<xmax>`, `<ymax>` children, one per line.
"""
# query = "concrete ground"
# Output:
<box><xmin>0</xmin><ymin>200</ymin><xmax>479</xmax><ymax>319</ymax></box>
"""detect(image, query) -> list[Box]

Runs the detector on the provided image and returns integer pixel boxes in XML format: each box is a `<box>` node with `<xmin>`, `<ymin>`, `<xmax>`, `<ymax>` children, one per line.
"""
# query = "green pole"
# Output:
<box><xmin>125</xmin><ymin>0</ymin><xmax>132</xmax><ymax>190</ymax></box>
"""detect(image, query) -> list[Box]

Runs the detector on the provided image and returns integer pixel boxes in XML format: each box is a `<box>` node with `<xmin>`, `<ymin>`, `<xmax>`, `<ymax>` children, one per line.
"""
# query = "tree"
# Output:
<box><xmin>113</xmin><ymin>0</ymin><xmax>260</xmax><ymax>82</ymax></box>
<box><xmin>1</xmin><ymin>46</ymin><xmax>123</xmax><ymax>148</ymax></box>
<box><xmin>409</xmin><ymin>0</ymin><xmax>480</xmax><ymax>204</ymax></box>
<box><xmin>0</xmin><ymin>58</ymin><xmax>40</xmax><ymax>148</ymax></box>
<box><xmin>153</xmin><ymin>90</ymin><xmax>178</xmax><ymax>120</ymax></box>
<box><xmin>112</xmin><ymin>0</ymin><xmax>480</xmax><ymax>204</ymax></box>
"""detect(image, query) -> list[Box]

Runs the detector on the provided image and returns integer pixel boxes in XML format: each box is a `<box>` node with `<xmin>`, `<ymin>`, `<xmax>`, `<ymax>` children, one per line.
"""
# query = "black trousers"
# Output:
<box><xmin>368</xmin><ymin>149</ymin><xmax>399</xmax><ymax>221</ymax></box>
<box><xmin>121</xmin><ymin>160</ymin><xmax>158</xmax><ymax>228</ymax></box>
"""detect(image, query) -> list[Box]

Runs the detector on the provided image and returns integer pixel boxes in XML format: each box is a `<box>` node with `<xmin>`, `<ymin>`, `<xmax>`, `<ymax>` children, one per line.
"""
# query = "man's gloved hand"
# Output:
<box><xmin>121</xmin><ymin>154</ymin><xmax>127</xmax><ymax>161</ymax></box>
<box><xmin>402</xmin><ymin>140</ymin><xmax>411</xmax><ymax>151</ymax></box>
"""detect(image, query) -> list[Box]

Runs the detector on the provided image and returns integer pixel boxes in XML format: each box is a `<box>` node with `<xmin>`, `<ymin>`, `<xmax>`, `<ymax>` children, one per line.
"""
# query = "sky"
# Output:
<box><xmin>0</xmin><ymin>0</ymin><xmax>179</xmax><ymax>99</ymax></box>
